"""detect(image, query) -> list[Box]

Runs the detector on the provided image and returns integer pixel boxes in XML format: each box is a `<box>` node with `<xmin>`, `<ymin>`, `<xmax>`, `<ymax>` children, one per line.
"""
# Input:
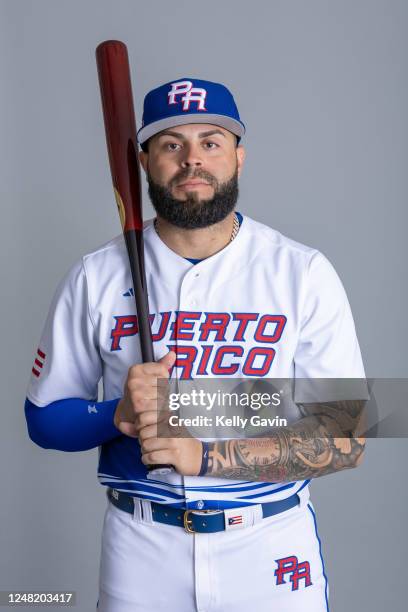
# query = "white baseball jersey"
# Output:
<box><xmin>27</xmin><ymin>212</ymin><xmax>366</xmax><ymax>510</ymax></box>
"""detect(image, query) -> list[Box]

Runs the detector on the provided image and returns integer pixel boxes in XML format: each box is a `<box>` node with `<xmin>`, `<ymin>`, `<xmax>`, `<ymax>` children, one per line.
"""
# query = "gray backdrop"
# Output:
<box><xmin>1</xmin><ymin>0</ymin><xmax>407</xmax><ymax>610</ymax></box>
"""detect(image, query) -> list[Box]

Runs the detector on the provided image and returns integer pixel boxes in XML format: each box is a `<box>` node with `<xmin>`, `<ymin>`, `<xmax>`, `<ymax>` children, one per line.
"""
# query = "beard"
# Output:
<box><xmin>146</xmin><ymin>164</ymin><xmax>239</xmax><ymax>229</ymax></box>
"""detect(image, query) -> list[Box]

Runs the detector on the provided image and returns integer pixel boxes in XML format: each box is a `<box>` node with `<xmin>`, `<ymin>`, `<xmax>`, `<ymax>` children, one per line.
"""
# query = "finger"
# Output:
<box><xmin>117</xmin><ymin>421</ymin><xmax>138</xmax><ymax>439</ymax></box>
<box><xmin>129</xmin><ymin>388</ymin><xmax>170</xmax><ymax>410</ymax></box>
<box><xmin>127</xmin><ymin>386</ymin><xmax>163</xmax><ymax>404</ymax></box>
<box><xmin>139</xmin><ymin>434</ymin><xmax>170</xmax><ymax>454</ymax></box>
<box><xmin>128</xmin><ymin>376</ymin><xmax>170</xmax><ymax>392</ymax></box>
<box><xmin>141</xmin><ymin>449</ymin><xmax>175</xmax><ymax>466</ymax></box>
<box><xmin>139</xmin><ymin>416</ymin><xmax>180</xmax><ymax>441</ymax></box>
<box><xmin>135</xmin><ymin>408</ymin><xmax>170</xmax><ymax>429</ymax></box>
<box><xmin>133</xmin><ymin>386</ymin><xmax>170</xmax><ymax>405</ymax></box>
<box><xmin>128</xmin><ymin>383</ymin><xmax>171</xmax><ymax>408</ymax></box>
<box><xmin>138</xmin><ymin>423</ymin><xmax>163</xmax><ymax>443</ymax></box>
<box><xmin>158</xmin><ymin>350</ymin><xmax>177</xmax><ymax>371</ymax></box>
<box><xmin>129</xmin><ymin>362</ymin><xmax>171</xmax><ymax>380</ymax></box>
<box><xmin>130</xmin><ymin>395</ymin><xmax>161</xmax><ymax>413</ymax></box>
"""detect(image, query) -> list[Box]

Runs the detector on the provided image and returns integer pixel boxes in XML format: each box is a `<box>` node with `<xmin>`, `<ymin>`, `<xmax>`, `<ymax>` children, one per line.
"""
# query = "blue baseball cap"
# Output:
<box><xmin>137</xmin><ymin>77</ymin><xmax>245</xmax><ymax>147</ymax></box>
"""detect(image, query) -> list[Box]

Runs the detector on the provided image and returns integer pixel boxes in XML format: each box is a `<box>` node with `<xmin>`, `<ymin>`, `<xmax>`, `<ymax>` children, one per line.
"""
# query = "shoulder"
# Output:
<box><xmin>238</xmin><ymin>214</ymin><xmax>346</xmax><ymax>296</ymax></box>
<box><xmin>240</xmin><ymin>213</ymin><xmax>322</xmax><ymax>264</ymax></box>
<box><xmin>82</xmin><ymin>232</ymin><xmax>126</xmax><ymax>264</ymax></box>
<box><xmin>241</xmin><ymin>214</ymin><xmax>316</xmax><ymax>253</ymax></box>
<box><xmin>80</xmin><ymin>219</ymin><xmax>155</xmax><ymax>275</ymax></box>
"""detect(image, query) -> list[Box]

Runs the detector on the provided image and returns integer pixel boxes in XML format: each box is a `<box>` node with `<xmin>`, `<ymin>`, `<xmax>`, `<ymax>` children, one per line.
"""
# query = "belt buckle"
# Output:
<box><xmin>183</xmin><ymin>509</ymin><xmax>217</xmax><ymax>534</ymax></box>
<box><xmin>183</xmin><ymin>509</ymin><xmax>195</xmax><ymax>534</ymax></box>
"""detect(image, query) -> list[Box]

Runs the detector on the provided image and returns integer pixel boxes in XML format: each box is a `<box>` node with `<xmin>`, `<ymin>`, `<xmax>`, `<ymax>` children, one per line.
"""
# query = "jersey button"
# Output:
<box><xmin>196</xmin><ymin>500</ymin><xmax>205</xmax><ymax>510</ymax></box>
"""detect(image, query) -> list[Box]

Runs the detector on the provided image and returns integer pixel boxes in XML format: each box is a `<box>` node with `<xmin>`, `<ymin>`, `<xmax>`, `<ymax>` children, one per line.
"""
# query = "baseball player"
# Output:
<box><xmin>25</xmin><ymin>77</ymin><xmax>367</xmax><ymax>611</ymax></box>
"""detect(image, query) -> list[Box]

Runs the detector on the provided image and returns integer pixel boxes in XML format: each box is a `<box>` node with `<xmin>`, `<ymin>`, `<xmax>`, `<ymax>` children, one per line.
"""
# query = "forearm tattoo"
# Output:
<box><xmin>205</xmin><ymin>400</ymin><xmax>366</xmax><ymax>482</ymax></box>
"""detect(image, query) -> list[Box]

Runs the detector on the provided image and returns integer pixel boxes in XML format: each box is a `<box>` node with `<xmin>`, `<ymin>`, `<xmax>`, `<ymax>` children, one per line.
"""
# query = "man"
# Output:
<box><xmin>25</xmin><ymin>77</ymin><xmax>367</xmax><ymax>611</ymax></box>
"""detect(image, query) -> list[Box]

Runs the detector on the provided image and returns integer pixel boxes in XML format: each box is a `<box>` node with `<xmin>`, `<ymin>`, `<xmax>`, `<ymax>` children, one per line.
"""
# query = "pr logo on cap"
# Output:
<box><xmin>168</xmin><ymin>80</ymin><xmax>208</xmax><ymax>112</ymax></box>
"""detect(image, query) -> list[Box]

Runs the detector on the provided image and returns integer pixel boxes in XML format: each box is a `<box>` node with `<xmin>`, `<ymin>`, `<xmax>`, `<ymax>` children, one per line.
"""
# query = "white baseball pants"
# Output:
<box><xmin>97</xmin><ymin>491</ymin><xmax>329</xmax><ymax>612</ymax></box>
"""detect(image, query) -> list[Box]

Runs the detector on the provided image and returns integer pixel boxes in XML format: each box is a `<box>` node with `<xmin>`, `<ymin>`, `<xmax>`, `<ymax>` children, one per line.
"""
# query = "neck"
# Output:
<box><xmin>154</xmin><ymin>211</ymin><xmax>237</xmax><ymax>259</ymax></box>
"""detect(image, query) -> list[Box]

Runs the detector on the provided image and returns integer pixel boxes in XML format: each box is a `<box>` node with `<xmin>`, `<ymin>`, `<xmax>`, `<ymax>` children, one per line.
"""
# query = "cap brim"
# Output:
<box><xmin>137</xmin><ymin>113</ymin><xmax>245</xmax><ymax>145</ymax></box>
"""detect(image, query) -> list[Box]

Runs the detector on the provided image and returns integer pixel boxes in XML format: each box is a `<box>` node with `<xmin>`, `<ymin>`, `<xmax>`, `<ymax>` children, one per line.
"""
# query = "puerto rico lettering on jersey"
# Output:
<box><xmin>110</xmin><ymin>310</ymin><xmax>287</xmax><ymax>378</ymax></box>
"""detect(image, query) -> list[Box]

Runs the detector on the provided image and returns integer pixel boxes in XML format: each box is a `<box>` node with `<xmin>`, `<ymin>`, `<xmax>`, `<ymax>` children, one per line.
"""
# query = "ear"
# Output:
<box><xmin>139</xmin><ymin>150</ymin><xmax>148</xmax><ymax>174</ymax></box>
<box><xmin>236</xmin><ymin>145</ymin><xmax>246</xmax><ymax>178</ymax></box>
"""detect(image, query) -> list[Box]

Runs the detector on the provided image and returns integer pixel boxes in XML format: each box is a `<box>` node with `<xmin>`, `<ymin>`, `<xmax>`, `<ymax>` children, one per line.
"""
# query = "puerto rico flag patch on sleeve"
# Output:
<box><xmin>32</xmin><ymin>348</ymin><xmax>46</xmax><ymax>378</ymax></box>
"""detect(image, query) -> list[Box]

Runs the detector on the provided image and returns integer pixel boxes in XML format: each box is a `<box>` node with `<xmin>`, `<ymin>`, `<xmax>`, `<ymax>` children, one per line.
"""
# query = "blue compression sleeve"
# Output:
<box><xmin>25</xmin><ymin>396</ymin><xmax>122</xmax><ymax>452</ymax></box>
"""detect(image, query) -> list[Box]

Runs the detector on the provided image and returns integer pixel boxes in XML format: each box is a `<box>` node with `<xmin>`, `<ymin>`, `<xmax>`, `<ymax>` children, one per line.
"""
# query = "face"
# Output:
<box><xmin>139</xmin><ymin>123</ymin><xmax>246</xmax><ymax>229</ymax></box>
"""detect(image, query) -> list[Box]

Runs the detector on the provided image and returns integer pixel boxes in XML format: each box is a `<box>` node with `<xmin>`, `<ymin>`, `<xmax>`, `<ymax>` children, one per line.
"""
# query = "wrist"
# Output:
<box><xmin>198</xmin><ymin>441</ymin><xmax>210</xmax><ymax>476</ymax></box>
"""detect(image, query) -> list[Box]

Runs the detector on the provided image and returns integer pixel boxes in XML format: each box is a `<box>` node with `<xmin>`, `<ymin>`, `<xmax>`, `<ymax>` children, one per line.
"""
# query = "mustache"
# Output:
<box><xmin>170</xmin><ymin>169</ymin><xmax>218</xmax><ymax>188</ymax></box>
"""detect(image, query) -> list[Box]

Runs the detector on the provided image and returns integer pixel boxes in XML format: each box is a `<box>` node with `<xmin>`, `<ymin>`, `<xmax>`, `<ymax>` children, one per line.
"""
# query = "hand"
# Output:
<box><xmin>113</xmin><ymin>350</ymin><xmax>176</xmax><ymax>438</ymax></box>
<box><xmin>138</xmin><ymin>426</ymin><xmax>203</xmax><ymax>476</ymax></box>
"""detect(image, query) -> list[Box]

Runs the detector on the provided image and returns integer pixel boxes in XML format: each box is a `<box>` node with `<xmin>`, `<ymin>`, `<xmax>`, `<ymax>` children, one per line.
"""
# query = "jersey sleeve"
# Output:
<box><xmin>26</xmin><ymin>258</ymin><xmax>103</xmax><ymax>406</ymax></box>
<box><xmin>294</xmin><ymin>251</ymin><xmax>366</xmax><ymax>380</ymax></box>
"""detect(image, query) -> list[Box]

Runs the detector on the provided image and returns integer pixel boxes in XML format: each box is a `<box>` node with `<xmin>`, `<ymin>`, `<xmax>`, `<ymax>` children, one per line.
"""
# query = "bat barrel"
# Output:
<box><xmin>96</xmin><ymin>40</ymin><xmax>143</xmax><ymax>232</ymax></box>
<box><xmin>96</xmin><ymin>40</ymin><xmax>154</xmax><ymax>362</ymax></box>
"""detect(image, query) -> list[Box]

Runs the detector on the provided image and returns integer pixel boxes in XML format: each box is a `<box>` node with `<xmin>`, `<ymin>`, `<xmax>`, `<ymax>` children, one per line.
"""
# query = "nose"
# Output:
<box><xmin>180</xmin><ymin>142</ymin><xmax>203</xmax><ymax>169</ymax></box>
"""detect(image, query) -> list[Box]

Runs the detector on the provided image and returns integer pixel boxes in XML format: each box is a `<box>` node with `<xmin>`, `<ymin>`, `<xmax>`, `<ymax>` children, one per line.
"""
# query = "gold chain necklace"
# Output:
<box><xmin>154</xmin><ymin>213</ymin><xmax>240</xmax><ymax>243</ymax></box>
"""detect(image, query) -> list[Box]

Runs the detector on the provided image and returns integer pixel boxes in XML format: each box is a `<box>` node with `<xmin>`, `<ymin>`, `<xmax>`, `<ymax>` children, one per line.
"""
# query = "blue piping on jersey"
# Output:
<box><xmin>98</xmin><ymin>473</ymin><xmax>189</xmax><ymax>492</ymax></box>
<box><xmin>108</xmin><ymin>489</ymin><xmax>180</xmax><ymax>503</ymax></box>
<box><xmin>308</xmin><ymin>503</ymin><xmax>330</xmax><ymax>611</ymax></box>
<box><xmin>297</xmin><ymin>479</ymin><xmax>311</xmax><ymax>493</ymax></box>
<box><xmin>178</xmin><ymin>482</ymin><xmax>286</xmax><ymax>494</ymax></box>
<box><xmin>100</xmin><ymin>480</ymin><xmax>185</xmax><ymax>500</ymax></box>
<box><xmin>99</xmin><ymin>472</ymin><xmax>308</xmax><ymax>496</ymax></box>
<box><xmin>181</xmin><ymin>479</ymin><xmax>277</xmax><ymax>491</ymax></box>
<box><xmin>237</xmin><ymin>482</ymin><xmax>296</xmax><ymax>499</ymax></box>
<box><xmin>100</xmin><ymin>478</ymin><xmax>286</xmax><ymax>498</ymax></box>
<box><xmin>100</xmin><ymin>472</ymin><xmax>260</xmax><ymax>491</ymax></box>
<box><xmin>98</xmin><ymin>474</ymin><xmax>308</xmax><ymax>499</ymax></box>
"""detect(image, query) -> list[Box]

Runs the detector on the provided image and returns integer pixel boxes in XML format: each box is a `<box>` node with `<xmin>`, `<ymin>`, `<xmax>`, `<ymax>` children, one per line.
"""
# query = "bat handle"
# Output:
<box><xmin>124</xmin><ymin>229</ymin><xmax>154</xmax><ymax>362</ymax></box>
<box><xmin>124</xmin><ymin>230</ymin><xmax>174</xmax><ymax>473</ymax></box>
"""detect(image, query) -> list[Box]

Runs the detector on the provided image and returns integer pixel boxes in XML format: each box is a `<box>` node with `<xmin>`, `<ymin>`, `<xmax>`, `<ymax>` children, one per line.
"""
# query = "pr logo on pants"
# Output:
<box><xmin>274</xmin><ymin>555</ymin><xmax>312</xmax><ymax>591</ymax></box>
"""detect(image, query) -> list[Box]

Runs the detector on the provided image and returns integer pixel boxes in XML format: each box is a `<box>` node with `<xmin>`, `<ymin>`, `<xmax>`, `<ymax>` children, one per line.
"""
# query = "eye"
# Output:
<box><xmin>165</xmin><ymin>142</ymin><xmax>181</xmax><ymax>151</ymax></box>
<box><xmin>204</xmin><ymin>141</ymin><xmax>219</xmax><ymax>149</ymax></box>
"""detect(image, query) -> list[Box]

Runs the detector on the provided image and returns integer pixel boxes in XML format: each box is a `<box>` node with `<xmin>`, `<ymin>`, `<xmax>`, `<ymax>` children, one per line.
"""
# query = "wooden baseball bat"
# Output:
<box><xmin>96</xmin><ymin>40</ymin><xmax>172</xmax><ymax>473</ymax></box>
<box><xmin>96</xmin><ymin>40</ymin><xmax>153</xmax><ymax>362</ymax></box>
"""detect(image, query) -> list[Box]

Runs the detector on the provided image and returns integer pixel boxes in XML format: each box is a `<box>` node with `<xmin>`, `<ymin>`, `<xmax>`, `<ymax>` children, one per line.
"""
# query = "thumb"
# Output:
<box><xmin>118</xmin><ymin>421</ymin><xmax>138</xmax><ymax>439</ymax></box>
<box><xmin>158</xmin><ymin>350</ymin><xmax>177</xmax><ymax>371</ymax></box>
